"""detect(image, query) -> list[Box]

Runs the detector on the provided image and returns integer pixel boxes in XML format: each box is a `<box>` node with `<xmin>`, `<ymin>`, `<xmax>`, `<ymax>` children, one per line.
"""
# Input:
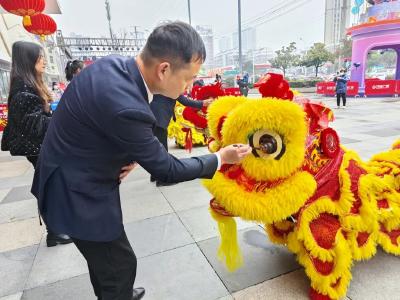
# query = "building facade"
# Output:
<box><xmin>324</xmin><ymin>0</ymin><xmax>352</xmax><ymax>51</ymax></box>
<box><xmin>232</xmin><ymin>27</ymin><xmax>256</xmax><ymax>53</ymax></box>
<box><xmin>195</xmin><ymin>25</ymin><xmax>214</xmax><ymax>69</ymax></box>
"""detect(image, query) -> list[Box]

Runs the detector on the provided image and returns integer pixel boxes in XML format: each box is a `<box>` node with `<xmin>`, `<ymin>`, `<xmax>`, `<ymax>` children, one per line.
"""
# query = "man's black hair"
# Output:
<box><xmin>141</xmin><ymin>21</ymin><xmax>206</xmax><ymax>70</ymax></box>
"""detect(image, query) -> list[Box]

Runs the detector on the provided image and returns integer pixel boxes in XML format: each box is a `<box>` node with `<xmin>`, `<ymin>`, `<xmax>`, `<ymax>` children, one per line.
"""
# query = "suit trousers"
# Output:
<box><xmin>153</xmin><ymin>126</ymin><xmax>168</xmax><ymax>151</ymax></box>
<box><xmin>72</xmin><ymin>230</ymin><xmax>137</xmax><ymax>300</ymax></box>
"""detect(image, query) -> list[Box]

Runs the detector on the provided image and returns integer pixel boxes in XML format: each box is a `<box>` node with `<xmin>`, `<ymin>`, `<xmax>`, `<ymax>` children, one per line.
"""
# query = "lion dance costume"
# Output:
<box><xmin>167</xmin><ymin>83</ymin><xmax>225</xmax><ymax>151</ymax></box>
<box><xmin>203</xmin><ymin>73</ymin><xmax>400</xmax><ymax>300</ymax></box>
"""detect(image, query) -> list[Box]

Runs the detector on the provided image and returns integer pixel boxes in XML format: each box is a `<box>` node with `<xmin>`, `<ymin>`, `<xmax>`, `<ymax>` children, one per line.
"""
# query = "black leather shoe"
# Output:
<box><xmin>132</xmin><ymin>287</ymin><xmax>145</xmax><ymax>300</ymax></box>
<box><xmin>46</xmin><ymin>232</ymin><xmax>73</xmax><ymax>247</ymax></box>
<box><xmin>156</xmin><ymin>181</ymin><xmax>177</xmax><ymax>187</ymax></box>
<box><xmin>150</xmin><ymin>176</ymin><xmax>156</xmax><ymax>182</ymax></box>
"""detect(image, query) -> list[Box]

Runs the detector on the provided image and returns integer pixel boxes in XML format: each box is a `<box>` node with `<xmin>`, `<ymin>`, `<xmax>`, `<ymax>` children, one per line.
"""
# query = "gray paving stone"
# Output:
<box><xmin>159</xmin><ymin>179</ymin><xmax>212</xmax><ymax>211</ymax></box>
<box><xmin>135</xmin><ymin>244</ymin><xmax>229</xmax><ymax>300</ymax></box>
<box><xmin>347</xmin><ymin>250</ymin><xmax>400</xmax><ymax>300</ymax></box>
<box><xmin>0</xmin><ymin>246</ymin><xmax>37</xmax><ymax>298</ymax></box>
<box><xmin>25</xmin><ymin>239</ymin><xmax>87</xmax><ymax>290</ymax></box>
<box><xmin>363</xmin><ymin>128</ymin><xmax>400</xmax><ymax>137</ymax></box>
<box><xmin>198</xmin><ymin>227</ymin><xmax>300</xmax><ymax>293</ymax></box>
<box><xmin>178</xmin><ymin>205</ymin><xmax>256</xmax><ymax>242</ymax></box>
<box><xmin>0</xmin><ymin>293</ymin><xmax>22</xmax><ymax>300</ymax></box>
<box><xmin>0</xmin><ymin>200</ymin><xmax>38</xmax><ymax>224</ymax></box>
<box><xmin>0</xmin><ymin>156</ymin><xmax>25</xmax><ymax>163</ymax></box>
<box><xmin>217</xmin><ymin>296</ymin><xmax>233</xmax><ymax>300</ymax></box>
<box><xmin>124</xmin><ymin>213</ymin><xmax>194</xmax><ymax>258</ymax></box>
<box><xmin>21</xmin><ymin>274</ymin><xmax>95</xmax><ymax>300</ymax></box>
<box><xmin>120</xmin><ymin>180</ymin><xmax>173</xmax><ymax>223</ymax></box>
<box><xmin>233</xmin><ymin>269</ymin><xmax>310</xmax><ymax>300</ymax></box>
<box><xmin>340</xmin><ymin>137</ymin><xmax>361</xmax><ymax>144</ymax></box>
<box><xmin>2</xmin><ymin>186</ymin><xmax>34</xmax><ymax>204</ymax></box>
<box><xmin>123</xmin><ymin>166</ymin><xmax>151</xmax><ymax>183</ymax></box>
<box><xmin>0</xmin><ymin>188</ymin><xmax>10</xmax><ymax>203</ymax></box>
<box><xmin>0</xmin><ymin>174</ymin><xmax>33</xmax><ymax>191</ymax></box>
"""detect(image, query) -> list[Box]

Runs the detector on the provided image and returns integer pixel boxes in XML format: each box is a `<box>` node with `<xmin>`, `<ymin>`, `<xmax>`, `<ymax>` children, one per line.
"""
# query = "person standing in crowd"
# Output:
<box><xmin>65</xmin><ymin>59</ymin><xmax>84</xmax><ymax>82</ymax></box>
<box><xmin>334</xmin><ymin>68</ymin><xmax>348</xmax><ymax>109</ymax></box>
<box><xmin>0</xmin><ymin>41</ymin><xmax>72</xmax><ymax>247</ymax></box>
<box><xmin>237</xmin><ymin>74</ymin><xmax>249</xmax><ymax>97</ymax></box>
<box><xmin>215</xmin><ymin>73</ymin><xmax>222</xmax><ymax>83</ymax></box>
<box><xmin>31</xmin><ymin>21</ymin><xmax>251</xmax><ymax>300</ymax></box>
<box><xmin>149</xmin><ymin>94</ymin><xmax>213</xmax><ymax>186</ymax></box>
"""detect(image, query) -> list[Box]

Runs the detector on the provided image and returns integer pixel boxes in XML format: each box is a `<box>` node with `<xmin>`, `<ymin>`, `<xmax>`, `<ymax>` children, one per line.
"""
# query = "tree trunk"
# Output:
<box><xmin>315</xmin><ymin>66</ymin><xmax>319</xmax><ymax>77</ymax></box>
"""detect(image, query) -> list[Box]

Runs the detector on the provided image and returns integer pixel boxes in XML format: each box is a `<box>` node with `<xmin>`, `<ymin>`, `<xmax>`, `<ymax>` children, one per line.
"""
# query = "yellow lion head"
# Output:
<box><xmin>204</xmin><ymin>96</ymin><xmax>317</xmax><ymax>224</ymax></box>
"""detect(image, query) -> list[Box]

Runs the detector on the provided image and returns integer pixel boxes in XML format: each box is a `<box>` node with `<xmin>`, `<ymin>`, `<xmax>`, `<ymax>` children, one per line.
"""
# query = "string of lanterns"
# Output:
<box><xmin>0</xmin><ymin>0</ymin><xmax>57</xmax><ymax>40</ymax></box>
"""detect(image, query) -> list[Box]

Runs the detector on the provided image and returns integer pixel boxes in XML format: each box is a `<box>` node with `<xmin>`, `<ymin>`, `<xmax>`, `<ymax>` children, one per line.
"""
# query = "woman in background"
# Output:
<box><xmin>1</xmin><ymin>41</ymin><xmax>72</xmax><ymax>247</ymax></box>
<box><xmin>65</xmin><ymin>60</ymin><xmax>84</xmax><ymax>82</ymax></box>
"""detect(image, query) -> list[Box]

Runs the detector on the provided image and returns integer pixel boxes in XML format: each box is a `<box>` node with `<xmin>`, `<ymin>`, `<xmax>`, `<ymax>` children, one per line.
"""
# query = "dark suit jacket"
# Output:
<box><xmin>31</xmin><ymin>55</ymin><xmax>218</xmax><ymax>242</ymax></box>
<box><xmin>150</xmin><ymin>94</ymin><xmax>203</xmax><ymax>129</ymax></box>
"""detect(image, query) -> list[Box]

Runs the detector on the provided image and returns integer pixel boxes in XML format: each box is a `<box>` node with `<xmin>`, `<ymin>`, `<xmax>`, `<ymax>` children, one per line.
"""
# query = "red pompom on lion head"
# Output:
<box><xmin>254</xmin><ymin>73</ymin><xmax>294</xmax><ymax>100</ymax></box>
<box><xmin>192</xmin><ymin>82</ymin><xmax>225</xmax><ymax>100</ymax></box>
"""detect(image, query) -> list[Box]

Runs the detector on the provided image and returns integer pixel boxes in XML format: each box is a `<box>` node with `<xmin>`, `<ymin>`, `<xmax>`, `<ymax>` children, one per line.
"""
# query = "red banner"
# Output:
<box><xmin>316</xmin><ymin>82</ymin><xmax>326</xmax><ymax>94</ymax></box>
<box><xmin>0</xmin><ymin>104</ymin><xmax>8</xmax><ymax>132</ymax></box>
<box><xmin>325</xmin><ymin>82</ymin><xmax>336</xmax><ymax>96</ymax></box>
<box><xmin>365</xmin><ymin>80</ymin><xmax>397</xmax><ymax>96</ymax></box>
<box><xmin>346</xmin><ymin>81</ymin><xmax>359</xmax><ymax>96</ymax></box>
<box><xmin>316</xmin><ymin>81</ymin><xmax>359</xmax><ymax>96</ymax></box>
<box><xmin>224</xmin><ymin>87</ymin><xmax>241</xmax><ymax>96</ymax></box>
<box><xmin>396</xmin><ymin>80</ymin><xmax>400</xmax><ymax>95</ymax></box>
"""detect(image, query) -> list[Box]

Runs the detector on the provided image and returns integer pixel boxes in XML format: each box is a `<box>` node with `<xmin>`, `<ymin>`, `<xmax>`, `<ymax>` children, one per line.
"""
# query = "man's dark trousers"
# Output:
<box><xmin>150</xmin><ymin>126</ymin><xmax>168</xmax><ymax>182</ymax></box>
<box><xmin>72</xmin><ymin>230</ymin><xmax>136</xmax><ymax>300</ymax></box>
<box><xmin>153</xmin><ymin>126</ymin><xmax>168</xmax><ymax>151</ymax></box>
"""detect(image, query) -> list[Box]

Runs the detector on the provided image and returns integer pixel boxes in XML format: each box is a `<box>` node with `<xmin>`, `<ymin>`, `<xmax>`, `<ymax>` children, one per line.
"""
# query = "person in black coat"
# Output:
<box><xmin>1</xmin><ymin>41</ymin><xmax>72</xmax><ymax>247</ymax></box>
<box><xmin>149</xmin><ymin>94</ymin><xmax>213</xmax><ymax>186</ymax></box>
<box><xmin>31</xmin><ymin>21</ymin><xmax>251</xmax><ymax>300</ymax></box>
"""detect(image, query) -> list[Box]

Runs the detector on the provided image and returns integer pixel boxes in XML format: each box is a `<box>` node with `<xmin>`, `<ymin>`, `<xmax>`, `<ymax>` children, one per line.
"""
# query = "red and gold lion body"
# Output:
<box><xmin>203</xmin><ymin>74</ymin><xmax>400</xmax><ymax>300</ymax></box>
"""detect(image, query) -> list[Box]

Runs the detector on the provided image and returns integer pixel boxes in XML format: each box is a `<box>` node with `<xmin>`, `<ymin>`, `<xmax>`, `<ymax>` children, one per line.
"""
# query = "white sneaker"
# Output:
<box><xmin>343</xmin><ymin>106</ymin><xmax>346</xmax><ymax>109</ymax></box>
<box><xmin>336</xmin><ymin>106</ymin><xmax>340</xmax><ymax>109</ymax></box>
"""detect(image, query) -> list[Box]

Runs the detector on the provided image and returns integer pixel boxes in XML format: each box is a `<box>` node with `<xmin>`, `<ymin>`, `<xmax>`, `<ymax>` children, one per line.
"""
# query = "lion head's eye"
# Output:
<box><xmin>249</xmin><ymin>129</ymin><xmax>286</xmax><ymax>160</ymax></box>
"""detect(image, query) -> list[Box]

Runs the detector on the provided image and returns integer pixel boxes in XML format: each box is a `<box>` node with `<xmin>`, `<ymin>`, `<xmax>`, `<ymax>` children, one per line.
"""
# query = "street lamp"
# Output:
<box><xmin>187</xmin><ymin>0</ymin><xmax>191</xmax><ymax>25</ymax></box>
<box><xmin>238</xmin><ymin>0</ymin><xmax>243</xmax><ymax>74</ymax></box>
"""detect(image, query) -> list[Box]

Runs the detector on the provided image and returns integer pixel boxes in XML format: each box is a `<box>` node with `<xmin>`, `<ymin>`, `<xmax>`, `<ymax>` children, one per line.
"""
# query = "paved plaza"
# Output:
<box><xmin>0</xmin><ymin>96</ymin><xmax>399</xmax><ymax>300</ymax></box>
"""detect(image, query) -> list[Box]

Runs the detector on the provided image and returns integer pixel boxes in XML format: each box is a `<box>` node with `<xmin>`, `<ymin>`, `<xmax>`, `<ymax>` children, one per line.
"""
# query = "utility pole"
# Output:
<box><xmin>187</xmin><ymin>0</ymin><xmax>192</xmax><ymax>25</ymax></box>
<box><xmin>238</xmin><ymin>0</ymin><xmax>243</xmax><ymax>74</ymax></box>
<box><xmin>105</xmin><ymin>0</ymin><xmax>114</xmax><ymax>41</ymax></box>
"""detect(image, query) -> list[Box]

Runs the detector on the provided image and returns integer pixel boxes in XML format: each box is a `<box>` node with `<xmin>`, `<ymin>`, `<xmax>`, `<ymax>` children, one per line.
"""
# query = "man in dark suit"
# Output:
<box><xmin>31</xmin><ymin>21</ymin><xmax>251</xmax><ymax>300</ymax></box>
<box><xmin>149</xmin><ymin>94</ymin><xmax>213</xmax><ymax>186</ymax></box>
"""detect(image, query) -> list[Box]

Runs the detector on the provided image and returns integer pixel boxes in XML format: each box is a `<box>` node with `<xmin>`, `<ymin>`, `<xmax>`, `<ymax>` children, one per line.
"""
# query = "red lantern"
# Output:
<box><xmin>23</xmin><ymin>13</ymin><xmax>57</xmax><ymax>41</ymax></box>
<box><xmin>0</xmin><ymin>0</ymin><xmax>45</xmax><ymax>26</ymax></box>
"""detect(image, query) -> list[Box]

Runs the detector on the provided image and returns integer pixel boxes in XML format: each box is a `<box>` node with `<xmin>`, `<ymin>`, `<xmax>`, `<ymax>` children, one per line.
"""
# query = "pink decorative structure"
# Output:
<box><xmin>348</xmin><ymin>1</ymin><xmax>400</xmax><ymax>94</ymax></box>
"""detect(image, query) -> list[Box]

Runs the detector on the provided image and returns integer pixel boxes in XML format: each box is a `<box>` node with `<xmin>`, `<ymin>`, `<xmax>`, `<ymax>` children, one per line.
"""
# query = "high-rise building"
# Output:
<box><xmin>218</xmin><ymin>36</ymin><xmax>231</xmax><ymax>53</ymax></box>
<box><xmin>324</xmin><ymin>0</ymin><xmax>352</xmax><ymax>51</ymax></box>
<box><xmin>232</xmin><ymin>27</ymin><xmax>256</xmax><ymax>52</ymax></box>
<box><xmin>195</xmin><ymin>25</ymin><xmax>214</xmax><ymax>69</ymax></box>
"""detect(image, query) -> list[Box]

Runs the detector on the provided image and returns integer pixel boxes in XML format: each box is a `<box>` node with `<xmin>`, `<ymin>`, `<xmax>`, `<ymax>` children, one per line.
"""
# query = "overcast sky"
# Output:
<box><xmin>54</xmin><ymin>0</ymin><xmax>325</xmax><ymax>52</ymax></box>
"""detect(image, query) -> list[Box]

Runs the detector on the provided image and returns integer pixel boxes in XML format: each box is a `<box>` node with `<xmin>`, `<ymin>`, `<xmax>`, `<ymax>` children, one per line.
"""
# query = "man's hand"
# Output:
<box><xmin>119</xmin><ymin>162</ymin><xmax>138</xmax><ymax>181</ymax></box>
<box><xmin>218</xmin><ymin>144</ymin><xmax>252</xmax><ymax>165</ymax></box>
<box><xmin>202</xmin><ymin>98</ymin><xmax>214</xmax><ymax>107</ymax></box>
